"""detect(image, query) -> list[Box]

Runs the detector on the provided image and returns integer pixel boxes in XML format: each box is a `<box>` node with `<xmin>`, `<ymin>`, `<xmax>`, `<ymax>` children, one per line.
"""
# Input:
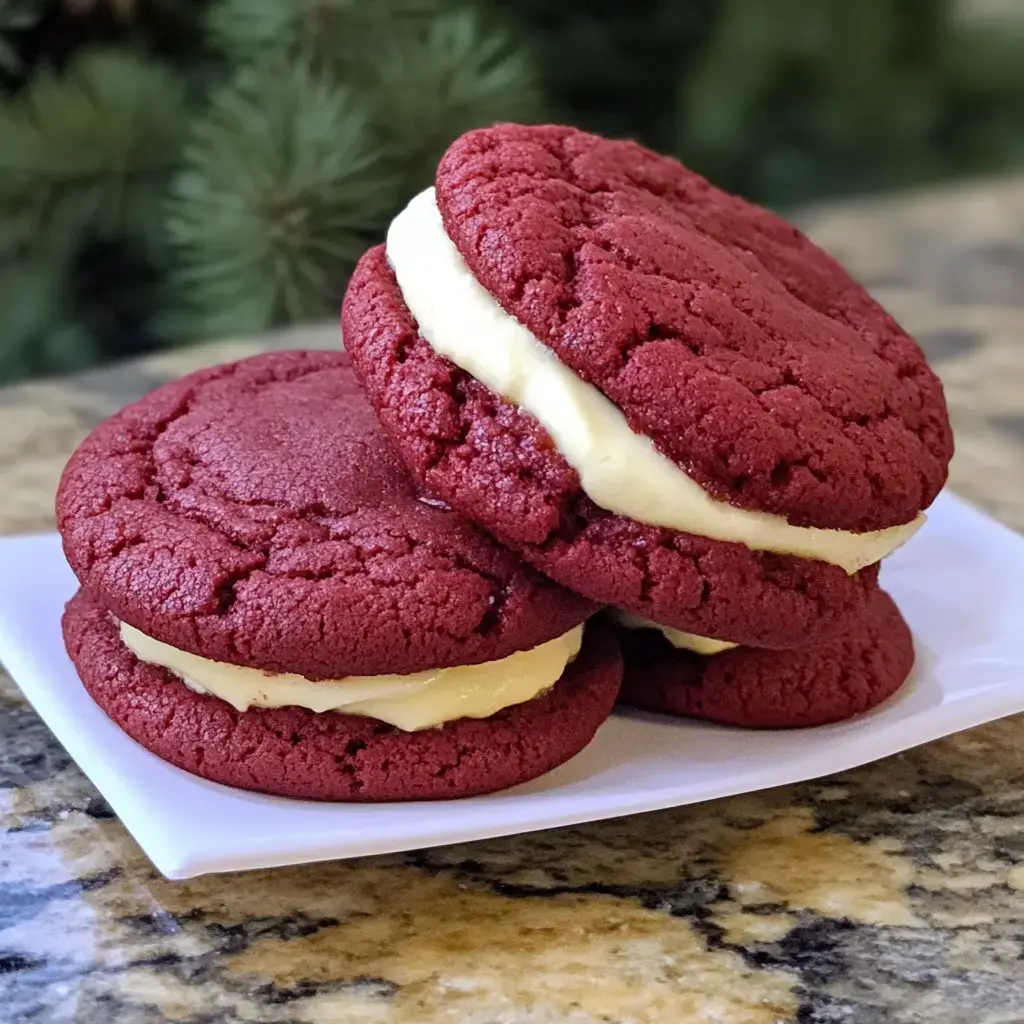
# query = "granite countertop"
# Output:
<box><xmin>1</xmin><ymin>177</ymin><xmax>1023</xmax><ymax>1024</ymax></box>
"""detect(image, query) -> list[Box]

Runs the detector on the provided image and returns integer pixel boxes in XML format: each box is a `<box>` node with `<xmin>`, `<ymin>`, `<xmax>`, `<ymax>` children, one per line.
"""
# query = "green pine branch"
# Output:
<box><xmin>353</xmin><ymin>8</ymin><xmax>543</xmax><ymax>193</ymax></box>
<box><xmin>163</xmin><ymin>55</ymin><xmax>397</xmax><ymax>339</ymax></box>
<box><xmin>0</xmin><ymin>48</ymin><xmax>188</xmax><ymax>251</ymax></box>
<box><xmin>205</xmin><ymin>0</ymin><xmax>453</xmax><ymax>67</ymax></box>
<box><xmin>207</xmin><ymin>0</ymin><xmax>542</xmax><ymax>193</ymax></box>
<box><xmin>675</xmin><ymin>0</ymin><xmax>1024</xmax><ymax>204</ymax></box>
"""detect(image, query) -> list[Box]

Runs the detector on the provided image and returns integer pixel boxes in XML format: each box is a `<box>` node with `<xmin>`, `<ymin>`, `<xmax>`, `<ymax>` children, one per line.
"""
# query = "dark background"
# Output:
<box><xmin>1</xmin><ymin>0</ymin><xmax>1023</xmax><ymax>383</ymax></box>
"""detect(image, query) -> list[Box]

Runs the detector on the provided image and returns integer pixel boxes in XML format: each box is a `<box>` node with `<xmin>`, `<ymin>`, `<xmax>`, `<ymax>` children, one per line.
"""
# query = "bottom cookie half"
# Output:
<box><xmin>617</xmin><ymin>589</ymin><xmax>913</xmax><ymax>729</ymax></box>
<box><xmin>63</xmin><ymin>590</ymin><xmax>622</xmax><ymax>801</ymax></box>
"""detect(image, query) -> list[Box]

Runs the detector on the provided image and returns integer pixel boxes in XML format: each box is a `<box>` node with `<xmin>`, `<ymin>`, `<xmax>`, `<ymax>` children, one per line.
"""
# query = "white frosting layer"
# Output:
<box><xmin>609</xmin><ymin>609</ymin><xmax>738</xmax><ymax>655</ymax></box>
<box><xmin>119</xmin><ymin>621</ymin><xmax>583</xmax><ymax>732</ymax></box>
<box><xmin>386</xmin><ymin>188</ymin><xmax>923</xmax><ymax>573</ymax></box>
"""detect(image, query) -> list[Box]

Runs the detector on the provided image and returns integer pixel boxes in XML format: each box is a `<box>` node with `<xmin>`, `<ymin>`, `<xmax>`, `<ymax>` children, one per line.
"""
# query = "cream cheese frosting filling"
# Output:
<box><xmin>609</xmin><ymin>609</ymin><xmax>738</xmax><ymax>655</ymax></box>
<box><xmin>119</xmin><ymin>620</ymin><xmax>583</xmax><ymax>732</ymax></box>
<box><xmin>386</xmin><ymin>187</ymin><xmax>923</xmax><ymax>574</ymax></box>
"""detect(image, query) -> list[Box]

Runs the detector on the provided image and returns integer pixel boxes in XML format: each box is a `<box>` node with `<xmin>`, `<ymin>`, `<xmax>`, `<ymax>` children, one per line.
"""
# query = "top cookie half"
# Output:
<box><xmin>56</xmin><ymin>351</ymin><xmax>594</xmax><ymax>679</ymax></box>
<box><xmin>451</xmin><ymin>124</ymin><xmax>950</xmax><ymax>527</ymax></box>
<box><xmin>343</xmin><ymin>124</ymin><xmax>953</xmax><ymax>645</ymax></box>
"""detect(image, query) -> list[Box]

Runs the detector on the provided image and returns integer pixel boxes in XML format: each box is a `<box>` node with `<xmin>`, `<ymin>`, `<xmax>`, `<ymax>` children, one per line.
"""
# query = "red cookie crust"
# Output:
<box><xmin>616</xmin><ymin>589</ymin><xmax>914</xmax><ymax>728</ymax></box>
<box><xmin>63</xmin><ymin>589</ymin><xmax>622</xmax><ymax>801</ymax></box>
<box><xmin>56</xmin><ymin>351</ymin><xmax>594</xmax><ymax>678</ymax></box>
<box><xmin>435</xmin><ymin>123</ymin><xmax>953</xmax><ymax>531</ymax></box>
<box><xmin>344</xmin><ymin>246</ymin><xmax>880</xmax><ymax>650</ymax></box>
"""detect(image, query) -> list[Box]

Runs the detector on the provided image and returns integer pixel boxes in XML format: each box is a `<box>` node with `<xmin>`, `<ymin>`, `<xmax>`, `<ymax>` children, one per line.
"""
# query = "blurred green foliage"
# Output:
<box><xmin>1</xmin><ymin>0</ymin><xmax>1023</xmax><ymax>382</ymax></box>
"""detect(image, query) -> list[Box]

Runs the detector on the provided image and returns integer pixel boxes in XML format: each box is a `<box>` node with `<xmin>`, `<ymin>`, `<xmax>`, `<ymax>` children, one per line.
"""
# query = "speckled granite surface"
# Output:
<box><xmin>1</xmin><ymin>176</ymin><xmax>1023</xmax><ymax>1023</ymax></box>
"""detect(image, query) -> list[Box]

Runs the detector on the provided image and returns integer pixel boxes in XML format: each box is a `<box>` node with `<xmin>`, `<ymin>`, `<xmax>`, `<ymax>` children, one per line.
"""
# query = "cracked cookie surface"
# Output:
<box><xmin>345</xmin><ymin>248</ymin><xmax>880</xmax><ymax>650</ymax></box>
<box><xmin>616</xmin><ymin>589</ymin><xmax>913</xmax><ymax>728</ymax></box>
<box><xmin>56</xmin><ymin>351</ymin><xmax>595</xmax><ymax>678</ymax></box>
<box><xmin>63</xmin><ymin>589</ymin><xmax>622</xmax><ymax>800</ymax></box>
<box><xmin>435</xmin><ymin>123</ymin><xmax>953</xmax><ymax>531</ymax></box>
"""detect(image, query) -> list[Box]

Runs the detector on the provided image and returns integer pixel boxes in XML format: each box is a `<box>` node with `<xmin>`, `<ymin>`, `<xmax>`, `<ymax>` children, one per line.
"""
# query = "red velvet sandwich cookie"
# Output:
<box><xmin>615</xmin><ymin>589</ymin><xmax>914</xmax><ymax>728</ymax></box>
<box><xmin>57</xmin><ymin>351</ymin><xmax>620</xmax><ymax>800</ymax></box>
<box><xmin>343</xmin><ymin>123</ymin><xmax>952</xmax><ymax>650</ymax></box>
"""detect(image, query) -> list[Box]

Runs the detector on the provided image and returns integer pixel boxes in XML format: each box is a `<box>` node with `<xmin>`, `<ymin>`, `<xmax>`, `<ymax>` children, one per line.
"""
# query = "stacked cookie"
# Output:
<box><xmin>343</xmin><ymin>123</ymin><xmax>952</xmax><ymax>731</ymax></box>
<box><xmin>57</xmin><ymin>123</ymin><xmax>952</xmax><ymax>801</ymax></box>
<box><xmin>57</xmin><ymin>352</ymin><xmax>621</xmax><ymax>800</ymax></box>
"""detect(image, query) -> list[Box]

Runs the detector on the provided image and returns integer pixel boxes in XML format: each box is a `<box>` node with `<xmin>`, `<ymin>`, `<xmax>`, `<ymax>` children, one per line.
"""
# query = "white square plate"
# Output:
<box><xmin>1</xmin><ymin>491</ymin><xmax>1022</xmax><ymax>880</ymax></box>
